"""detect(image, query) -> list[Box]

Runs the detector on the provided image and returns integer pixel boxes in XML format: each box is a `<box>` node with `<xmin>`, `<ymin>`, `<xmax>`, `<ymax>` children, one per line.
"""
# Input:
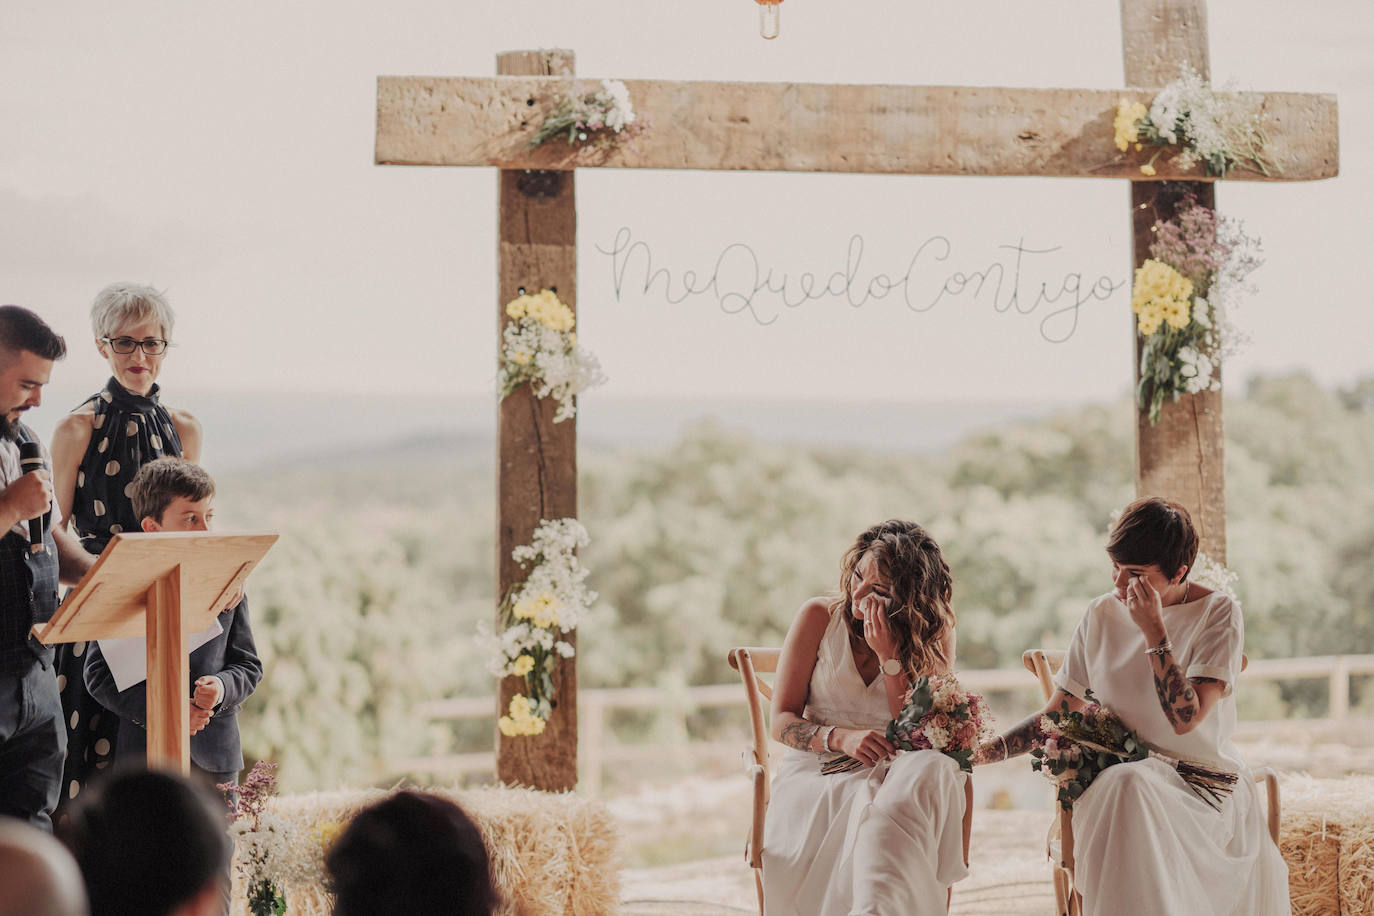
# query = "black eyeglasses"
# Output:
<box><xmin>101</xmin><ymin>336</ymin><xmax>170</xmax><ymax>355</ymax></box>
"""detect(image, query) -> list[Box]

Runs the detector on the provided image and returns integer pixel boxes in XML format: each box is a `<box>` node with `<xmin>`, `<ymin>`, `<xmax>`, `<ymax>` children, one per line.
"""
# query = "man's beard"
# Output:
<box><xmin>0</xmin><ymin>413</ymin><xmax>20</xmax><ymax>442</ymax></box>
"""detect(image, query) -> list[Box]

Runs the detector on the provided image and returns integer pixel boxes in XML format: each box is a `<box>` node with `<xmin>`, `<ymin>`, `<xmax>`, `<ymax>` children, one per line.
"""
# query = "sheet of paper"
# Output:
<box><xmin>96</xmin><ymin>617</ymin><xmax>224</xmax><ymax>692</ymax></box>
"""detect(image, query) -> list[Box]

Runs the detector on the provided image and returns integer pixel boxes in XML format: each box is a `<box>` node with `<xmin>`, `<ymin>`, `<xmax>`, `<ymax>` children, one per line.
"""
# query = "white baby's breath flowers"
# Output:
<box><xmin>528</xmin><ymin>78</ymin><xmax>643</xmax><ymax>149</ymax></box>
<box><xmin>599</xmin><ymin>79</ymin><xmax>636</xmax><ymax>132</ymax></box>
<box><xmin>1190</xmin><ymin>551</ymin><xmax>1240</xmax><ymax>601</ymax></box>
<box><xmin>1141</xmin><ymin>65</ymin><xmax>1272</xmax><ymax>177</ymax></box>
<box><xmin>1175</xmin><ymin>346</ymin><xmax>1220</xmax><ymax>395</ymax></box>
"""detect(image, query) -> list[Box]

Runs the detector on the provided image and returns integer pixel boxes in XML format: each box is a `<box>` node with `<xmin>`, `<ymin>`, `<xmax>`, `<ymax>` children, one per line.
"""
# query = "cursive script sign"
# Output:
<box><xmin>596</xmin><ymin>228</ymin><xmax>1125</xmax><ymax>343</ymax></box>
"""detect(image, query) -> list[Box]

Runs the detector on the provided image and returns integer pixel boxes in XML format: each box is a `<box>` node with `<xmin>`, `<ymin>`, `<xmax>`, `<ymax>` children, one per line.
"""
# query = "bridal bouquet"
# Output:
<box><xmin>1031</xmin><ymin>694</ymin><xmax>1237</xmax><ymax>811</ymax></box>
<box><xmin>821</xmin><ymin>672</ymin><xmax>995</xmax><ymax>775</ymax></box>
<box><xmin>1133</xmin><ymin>197</ymin><xmax>1262</xmax><ymax>423</ymax></box>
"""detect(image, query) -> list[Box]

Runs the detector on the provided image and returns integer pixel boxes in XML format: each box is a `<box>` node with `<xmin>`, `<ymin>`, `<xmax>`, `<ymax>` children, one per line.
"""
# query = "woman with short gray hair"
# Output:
<box><xmin>48</xmin><ymin>282</ymin><xmax>203</xmax><ymax>824</ymax></box>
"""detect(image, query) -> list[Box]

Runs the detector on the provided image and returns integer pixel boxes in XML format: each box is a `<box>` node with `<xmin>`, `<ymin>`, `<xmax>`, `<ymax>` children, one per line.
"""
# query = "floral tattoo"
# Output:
<box><xmin>780</xmin><ymin>720</ymin><xmax>822</xmax><ymax>753</ymax></box>
<box><xmin>980</xmin><ymin>711</ymin><xmax>1047</xmax><ymax>763</ymax></box>
<box><xmin>1147</xmin><ymin>640</ymin><xmax>1200</xmax><ymax>727</ymax></box>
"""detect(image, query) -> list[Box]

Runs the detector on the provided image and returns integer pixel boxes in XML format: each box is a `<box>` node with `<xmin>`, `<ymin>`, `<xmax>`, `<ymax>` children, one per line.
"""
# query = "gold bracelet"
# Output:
<box><xmin>820</xmin><ymin>725</ymin><xmax>836</xmax><ymax>753</ymax></box>
<box><xmin>998</xmin><ymin>735</ymin><xmax>1008</xmax><ymax>760</ymax></box>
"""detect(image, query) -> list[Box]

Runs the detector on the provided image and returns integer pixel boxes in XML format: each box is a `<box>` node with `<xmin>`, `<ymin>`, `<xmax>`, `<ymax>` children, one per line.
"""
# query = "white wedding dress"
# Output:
<box><xmin>761</xmin><ymin>607</ymin><xmax>969</xmax><ymax>915</ymax></box>
<box><xmin>1056</xmin><ymin>591</ymin><xmax>1291</xmax><ymax>916</ymax></box>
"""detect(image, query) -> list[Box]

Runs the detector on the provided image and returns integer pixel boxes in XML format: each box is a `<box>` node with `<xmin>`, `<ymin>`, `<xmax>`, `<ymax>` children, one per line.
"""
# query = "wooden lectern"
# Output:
<box><xmin>32</xmin><ymin>531</ymin><xmax>277</xmax><ymax>774</ymax></box>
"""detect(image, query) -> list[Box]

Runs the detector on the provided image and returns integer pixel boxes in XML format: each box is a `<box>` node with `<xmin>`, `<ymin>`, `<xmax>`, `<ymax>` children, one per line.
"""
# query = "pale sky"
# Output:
<box><xmin>2</xmin><ymin>1</ymin><xmax>1371</xmax><ymax>416</ymax></box>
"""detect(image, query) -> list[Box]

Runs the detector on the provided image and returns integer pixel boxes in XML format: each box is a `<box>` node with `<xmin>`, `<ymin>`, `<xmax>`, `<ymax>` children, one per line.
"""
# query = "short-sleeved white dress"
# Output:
<box><xmin>761</xmin><ymin>607</ymin><xmax>969</xmax><ymax>916</ymax></box>
<box><xmin>1056</xmin><ymin>590</ymin><xmax>1291</xmax><ymax>916</ymax></box>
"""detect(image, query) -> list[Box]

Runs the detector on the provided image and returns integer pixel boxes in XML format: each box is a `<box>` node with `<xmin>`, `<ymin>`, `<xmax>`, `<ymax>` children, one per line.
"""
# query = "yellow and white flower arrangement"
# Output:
<box><xmin>482</xmin><ymin>518</ymin><xmax>595</xmax><ymax>737</ymax></box>
<box><xmin>1114</xmin><ymin>66</ymin><xmax>1276</xmax><ymax>177</ymax></box>
<box><xmin>499</xmin><ymin>289</ymin><xmax>606</xmax><ymax>423</ymax></box>
<box><xmin>221</xmin><ymin>762</ymin><xmax>354</xmax><ymax>910</ymax></box>
<box><xmin>1133</xmin><ymin>196</ymin><xmax>1262</xmax><ymax>424</ymax></box>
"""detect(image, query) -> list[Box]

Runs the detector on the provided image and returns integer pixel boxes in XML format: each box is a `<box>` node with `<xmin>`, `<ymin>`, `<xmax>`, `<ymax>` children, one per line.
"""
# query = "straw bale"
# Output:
<box><xmin>230</xmin><ymin>784</ymin><xmax>620</xmax><ymax>916</ymax></box>
<box><xmin>1280</xmin><ymin>774</ymin><xmax>1374</xmax><ymax>916</ymax></box>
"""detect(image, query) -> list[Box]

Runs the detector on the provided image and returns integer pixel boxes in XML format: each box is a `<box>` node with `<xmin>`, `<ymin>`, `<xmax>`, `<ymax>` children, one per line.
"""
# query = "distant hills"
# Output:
<box><xmin>25</xmin><ymin>385</ymin><xmax>1096</xmax><ymax>475</ymax></box>
<box><xmin>187</xmin><ymin>392</ymin><xmax>1086</xmax><ymax>473</ymax></box>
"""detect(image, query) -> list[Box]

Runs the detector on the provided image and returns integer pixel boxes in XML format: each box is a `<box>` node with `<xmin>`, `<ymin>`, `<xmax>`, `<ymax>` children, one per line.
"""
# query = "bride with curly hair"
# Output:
<box><xmin>763</xmin><ymin>519</ymin><xmax>970</xmax><ymax>915</ymax></box>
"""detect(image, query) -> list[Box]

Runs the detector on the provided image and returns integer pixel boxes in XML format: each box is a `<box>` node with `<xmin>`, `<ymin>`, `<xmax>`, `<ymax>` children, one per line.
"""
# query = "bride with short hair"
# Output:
<box><xmin>977</xmin><ymin>497</ymin><xmax>1290</xmax><ymax>916</ymax></box>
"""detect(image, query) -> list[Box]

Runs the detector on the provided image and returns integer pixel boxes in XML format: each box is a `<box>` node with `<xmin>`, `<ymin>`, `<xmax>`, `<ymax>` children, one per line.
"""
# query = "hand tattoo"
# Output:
<box><xmin>780</xmin><ymin>720</ymin><xmax>821</xmax><ymax>753</ymax></box>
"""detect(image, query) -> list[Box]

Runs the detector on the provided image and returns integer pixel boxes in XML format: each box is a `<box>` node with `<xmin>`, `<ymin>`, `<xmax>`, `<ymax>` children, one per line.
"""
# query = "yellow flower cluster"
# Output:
<box><xmin>1114</xmin><ymin>99</ymin><xmax>1148</xmax><ymax>152</ymax></box>
<box><xmin>505</xmin><ymin>289</ymin><xmax>575</xmax><ymax>333</ymax></box>
<box><xmin>512</xmin><ymin>592</ymin><xmax>561</xmax><ymax>629</ymax></box>
<box><xmin>510</xmin><ymin>654</ymin><xmax>535</xmax><ymax>677</ymax></box>
<box><xmin>498</xmin><ymin>694</ymin><xmax>547</xmax><ymax>737</ymax></box>
<box><xmin>1132</xmin><ymin>259</ymin><xmax>1193</xmax><ymax>336</ymax></box>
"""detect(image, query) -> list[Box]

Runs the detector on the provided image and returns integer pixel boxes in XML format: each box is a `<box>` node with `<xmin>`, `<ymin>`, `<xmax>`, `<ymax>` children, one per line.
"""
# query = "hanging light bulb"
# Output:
<box><xmin>756</xmin><ymin>0</ymin><xmax>781</xmax><ymax>39</ymax></box>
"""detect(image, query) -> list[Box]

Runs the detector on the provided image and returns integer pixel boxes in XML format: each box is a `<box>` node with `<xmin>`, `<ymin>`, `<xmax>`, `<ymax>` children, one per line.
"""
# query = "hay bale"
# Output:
<box><xmin>1281</xmin><ymin>774</ymin><xmax>1374</xmax><ymax>916</ymax></box>
<box><xmin>230</xmin><ymin>785</ymin><xmax>620</xmax><ymax>916</ymax></box>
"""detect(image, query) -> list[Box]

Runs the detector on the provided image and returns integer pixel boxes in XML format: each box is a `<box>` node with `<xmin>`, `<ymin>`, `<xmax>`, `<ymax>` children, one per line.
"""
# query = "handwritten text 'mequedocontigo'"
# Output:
<box><xmin>596</xmin><ymin>228</ymin><xmax>1125</xmax><ymax>343</ymax></box>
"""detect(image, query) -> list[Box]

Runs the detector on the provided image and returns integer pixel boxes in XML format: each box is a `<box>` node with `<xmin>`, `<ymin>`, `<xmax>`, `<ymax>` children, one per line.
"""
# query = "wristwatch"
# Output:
<box><xmin>881</xmin><ymin>657</ymin><xmax>902</xmax><ymax>676</ymax></box>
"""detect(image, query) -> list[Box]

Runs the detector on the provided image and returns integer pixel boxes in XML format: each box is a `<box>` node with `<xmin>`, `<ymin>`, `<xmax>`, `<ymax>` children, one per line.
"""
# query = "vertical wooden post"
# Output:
<box><xmin>579</xmin><ymin>692</ymin><xmax>604</xmax><ymax>798</ymax></box>
<box><xmin>496</xmin><ymin>49</ymin><xmax>579</xmax><ymax>791</ymax></box>
<box><xmin>145</xmin><ymin>566</ymin><xmax>190</xmax><ymax>775</ymax></box>
<box><xmin>1330</xmin><ymin>657</ymin><xmax>1350</xmax><ymax>721</ymax></box>
<box><xmin>1122</xmin><ymin>0</ymin><xmax>1227</xmax><ymax>563</ymax></box>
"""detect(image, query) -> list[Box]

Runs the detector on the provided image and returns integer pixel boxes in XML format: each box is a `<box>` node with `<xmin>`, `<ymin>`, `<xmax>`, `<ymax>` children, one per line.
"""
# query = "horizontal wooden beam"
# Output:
<box><xmin>376</xmin><ymin>76</ymin><xmax>1338</xmax><ymax>181</ymax></box>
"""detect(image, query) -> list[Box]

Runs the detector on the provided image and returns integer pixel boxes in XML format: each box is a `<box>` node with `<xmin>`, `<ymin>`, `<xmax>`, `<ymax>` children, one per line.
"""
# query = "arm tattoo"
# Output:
<box><xmin>779</xmin><ymin>720</ymin><xmax>821</xmax><ymax>753</ymax></box>
<box><xmin>1148</xmin><ymin>644</ymin><xmax>1200</xmax><ymax>728</ymax></box>
<box><xmin>981</xmin><ymin>711</ymin><xmax>1048</xmax><ymax>763</ymax></box>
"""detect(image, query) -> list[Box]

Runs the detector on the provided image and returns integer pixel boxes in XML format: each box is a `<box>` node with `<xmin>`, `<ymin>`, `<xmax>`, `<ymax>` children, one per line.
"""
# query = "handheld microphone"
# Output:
<box><xmin>18</xmin><ymin>441</ymin><xmax>47</xmax><ymax>554</ymax></box>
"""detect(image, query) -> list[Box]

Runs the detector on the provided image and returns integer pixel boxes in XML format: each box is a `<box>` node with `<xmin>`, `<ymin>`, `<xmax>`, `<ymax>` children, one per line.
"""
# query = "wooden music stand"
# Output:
<box><xmin>32</xmin><ymin>531</ymin><xmax>277</xmax><ymax>774</ymax></box>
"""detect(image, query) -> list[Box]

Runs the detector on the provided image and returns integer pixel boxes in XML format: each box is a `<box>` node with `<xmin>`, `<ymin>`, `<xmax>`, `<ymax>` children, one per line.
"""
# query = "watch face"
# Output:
<box><xmin>882</xmin><ymin>657</ymin><xmax>901</xmax><ymax>676</ymax></box>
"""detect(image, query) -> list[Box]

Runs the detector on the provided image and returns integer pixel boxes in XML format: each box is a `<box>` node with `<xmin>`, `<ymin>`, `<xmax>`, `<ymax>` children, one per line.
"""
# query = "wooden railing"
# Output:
<box><xmin>392</xmin><ymin>654</ymin><xmax>1374</xmax><ymax>795</ymax></box>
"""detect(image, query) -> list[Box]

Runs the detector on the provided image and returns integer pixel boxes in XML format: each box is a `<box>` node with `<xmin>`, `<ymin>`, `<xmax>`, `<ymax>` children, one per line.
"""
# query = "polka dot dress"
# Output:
<box><xmin>53</xmin><ymin>378</ymin><xmax>183</xmax><ymax>824</ymax></box>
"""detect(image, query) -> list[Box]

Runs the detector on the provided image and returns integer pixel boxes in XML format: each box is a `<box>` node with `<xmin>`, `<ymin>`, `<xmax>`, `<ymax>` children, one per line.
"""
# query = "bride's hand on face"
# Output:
<box><xmin>1125</xmin><ymin>575</ymin><xmax>1166</xmax><ymax>640</ymax></box>
<box><xmin>859</xmin><ymin>594</ymin><xmax>899</xmax><ymax>661</ymax></box>
<box><xmin>835</xmin><ymin>727</ymin><xmax>896</xmax><ymax>766</ymax></box>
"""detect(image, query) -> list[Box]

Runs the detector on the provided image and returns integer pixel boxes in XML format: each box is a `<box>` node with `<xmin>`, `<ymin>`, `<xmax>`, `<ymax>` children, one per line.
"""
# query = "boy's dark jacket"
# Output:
<box><xmin>84</xmin><ymin>598</ymin><xmax>262</xmax><ymax>773</ymax></box>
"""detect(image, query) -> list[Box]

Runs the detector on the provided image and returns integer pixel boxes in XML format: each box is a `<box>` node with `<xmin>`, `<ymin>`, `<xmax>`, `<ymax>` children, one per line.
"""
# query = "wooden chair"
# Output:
<box><xmin>728</xmin><ymin>646</ymin><xmax>974</xmax><ymax>915</ymax></box>
<box><xmin>1021</xmin><ymin>649</ymin><xmax>1282</xmax><ymax>916</ymax></box>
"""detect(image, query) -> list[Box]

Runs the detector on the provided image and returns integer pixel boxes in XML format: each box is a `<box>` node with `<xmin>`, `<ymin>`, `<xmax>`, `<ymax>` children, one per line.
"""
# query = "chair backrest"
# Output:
<box><xmin>727</xmin><ymin>647</ymin><xmax>780</xmax><ymax>874</ymax></box>
<box><xmin>728</xmin><ymin>647</ymin><xmax>780</xmax><ymax>774</ymax></box>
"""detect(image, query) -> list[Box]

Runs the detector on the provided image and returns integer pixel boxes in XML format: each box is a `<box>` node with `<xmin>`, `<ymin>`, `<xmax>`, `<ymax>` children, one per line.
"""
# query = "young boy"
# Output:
<box><xmin>83</xmin><ymin>457</ymin><xmax>263</xmax><ymax>790</ymax></box>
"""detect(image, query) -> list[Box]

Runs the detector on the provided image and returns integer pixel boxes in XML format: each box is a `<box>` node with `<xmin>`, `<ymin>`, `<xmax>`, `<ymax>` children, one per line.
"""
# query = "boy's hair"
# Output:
<box><xmin>131</xmin><ymin>457</ymin><xmax>215</xmax><ymax>525</ymax></box>
<box><xmin>1106</xmin><ymin>496</ymin><xmax>1199</xmax><ymax>580</ymax></box>
<box><xmin>0</xmin><ymin>305</ymin><xmax>67</xmax><ymax>365</ymax></box>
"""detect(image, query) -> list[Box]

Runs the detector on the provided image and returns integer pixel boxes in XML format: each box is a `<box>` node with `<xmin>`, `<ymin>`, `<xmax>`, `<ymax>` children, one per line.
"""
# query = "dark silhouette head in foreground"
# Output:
<box><xmin>61</xmin><ymin>770</ymin><xmax>230</xmax><ymax>916</ymax></box>
<box><xmin>327</xmin><ymin>791</ymin><xmax>498</xmax><ymax>916</ymax></box>
<box><xmin>0</xmin><ymin>816</ymin><xmax>88</xmax><ymax>916</ymax></box>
